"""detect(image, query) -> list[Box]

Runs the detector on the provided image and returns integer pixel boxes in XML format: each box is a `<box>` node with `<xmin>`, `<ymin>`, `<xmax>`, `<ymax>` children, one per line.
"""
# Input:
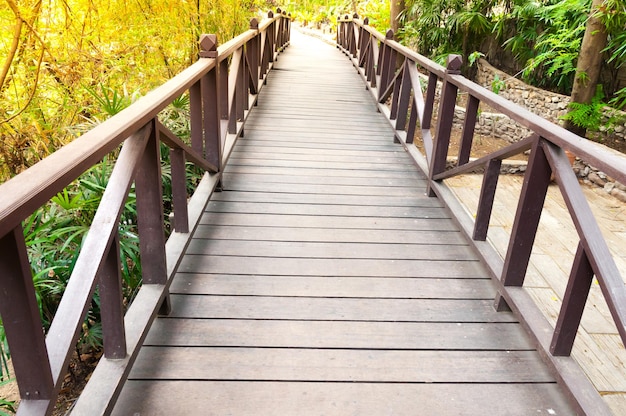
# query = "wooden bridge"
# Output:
<box><xmin>1</xmin><ymin>11</ymin><xmax>626</xmax><ymax>415</ymax></box>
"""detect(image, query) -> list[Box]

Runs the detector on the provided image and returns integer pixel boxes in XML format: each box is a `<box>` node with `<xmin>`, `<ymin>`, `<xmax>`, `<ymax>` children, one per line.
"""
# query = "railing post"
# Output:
<box><xmin>501</xmin><ymin>136</ymin><xmax>551</xmax><ymax>287</ymax></box>
<box><xmin>248</xmin><ymin>19</ymin><xmax>260</xmax><ymax>95</ymax></box>
<box><xmin>473</xmin><ymin>158</ymin><xmax>502</xmax><ymax>241</ymax></box>
<box><xmin>280</xmin><ymin>10</ymin><xmax>289</xmax><ymax>50</ymax></box>
<box><xmin>169</xmin><ymin>146</ymin><xmax>189</xmax><ymax>232</ymax></box>
<box><xmin>550</xmin><ymin>242</ymin><xmax>594</xmax><ymax>356</ymax></box>
<box><xmin>337</xmin><ymin>17</ymin><xmax>343</xmax><ymax>48</ymax></box>
<box><xmin>395</xmin><ymin>60</ymin><xmax>411</xmax><ymax>132</ymax></box>
<box><xmin>363</xmin><ymin>19</ymin><xmax>376</xmax><ymax>87</ymax></box>
<box><xmin>135</xmin><ymin>119</ymin><xmax>170</xmax><ymax>314</ymax></box>
<box><xmin>99</xmin><ymin>232</ymin><xmax>127</xmax><ymax>359</ymax></box>
<box><xmin>199</xmin><ymin>34</ymin><xmax>222</xmax><ymax>191</ymax></box>
<box><xmin>276</xmin><ymin>8</ymin><xmax>284</xmax><ymax>52</ymax></box>
<box><xmin>228</xmin><ymin>45</ymin><xmax>245</xmax><ymax>138</ymax></box>
<box><xmin>422</xmin><ymin>72</ymin><xmax>438</xmax><ymax>129</ymax></box>
<box><xmin>458</xmin><ymin>95</ymin><xmax>480</xmax><ymax>165</ymax></box>
<box><xmin>378</xmin><ymin>30</ymin><xmax>396</xmax><ymax>102</ymax></box>
<box><xmin>265</xmin><ymin>11</ymin><xmax>276</xmax><ymax>64</ymax></box>
<box><xmin>260</xmin><ymin>11</ymin><xmax>274</xmax><ymax>82</ymax></box>
<box><xmin>349</xmin><ymin>14</ymin><xmax>359</xmax><ymax>57</ymax></box>
<box><xmin>189</xmin><ymin>80</ymin><xmax>203</xmax><ymax>156</ymax></box>
<box><xmin>0</xmin><ymin>226</ymin><xmax>54</xmax><ymax>401</ymax></box>
<box><xmin>427</xmin><ymin>54</ymin><xmax>462</xmax><ymax>196</ymax></box>
<box><xmin>358</xmin><ymin>18</ymin><xmax>368</xmax><ymax>68</ymax></box>
<box><xmin>287</xmin><ymin>13</ymin><xmax>292</xmax><ymax>44</ymax></box>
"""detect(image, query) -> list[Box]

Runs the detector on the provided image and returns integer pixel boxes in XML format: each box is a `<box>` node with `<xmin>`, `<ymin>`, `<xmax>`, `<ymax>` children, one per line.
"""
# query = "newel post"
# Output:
<box><xmin>427</xmin><ymin>54</ymin><xmax>462</xmax><ymax>197</ymax></box>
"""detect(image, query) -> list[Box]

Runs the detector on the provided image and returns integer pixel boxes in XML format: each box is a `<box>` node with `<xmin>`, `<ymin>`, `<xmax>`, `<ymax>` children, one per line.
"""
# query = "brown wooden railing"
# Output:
<box><xmin>0</xmin><ymin>11</ymin><xmax>290</xmax><ymax>415</ymax></box>
<box><xmin>338</xmin><ymin>15</ymin><xmax>626</xmax><ymax>416</ymax></box>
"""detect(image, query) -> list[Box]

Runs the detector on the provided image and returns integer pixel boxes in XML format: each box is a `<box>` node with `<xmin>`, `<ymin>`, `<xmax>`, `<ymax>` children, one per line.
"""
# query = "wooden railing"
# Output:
<box><xmin>338</xmin><ymin>15</ymin><xmax>626</xmax><ymax>416</ymax></box>
<box><xmin>0</xmin><ymin>10</ymin><xmax>290</xmax><ymax>415</ymax></box>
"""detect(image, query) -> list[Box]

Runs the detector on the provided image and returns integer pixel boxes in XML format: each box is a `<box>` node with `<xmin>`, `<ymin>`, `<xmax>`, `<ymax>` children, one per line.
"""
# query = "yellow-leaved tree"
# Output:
<box><xmin>0</xmin><ymin>0</ymin><xmax>263</xmax><ymax>181</ymax></box>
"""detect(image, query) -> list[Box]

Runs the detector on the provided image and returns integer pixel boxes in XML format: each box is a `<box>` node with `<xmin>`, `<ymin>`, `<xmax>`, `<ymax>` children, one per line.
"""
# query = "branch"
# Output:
<box><xmin>0</xmin><ymin>46</ymin><xmax>45</xmax><ymax>125</ymax></box>
<box><xmin>0</xmin><ymin>0</ymin><xmax>24</xmax><ymax>92</ymax></box>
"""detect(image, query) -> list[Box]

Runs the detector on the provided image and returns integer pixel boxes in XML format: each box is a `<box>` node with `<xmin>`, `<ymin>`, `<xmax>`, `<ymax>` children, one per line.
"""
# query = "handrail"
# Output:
<box><xmin>338</xmin><ymin>15</ymin><xmax>626</xmax><ymax>416</ymax></box>
<box><xmin>0</xmin><ymin>10</ymin><xmax>290</xmax><ymax>415</ymax></box>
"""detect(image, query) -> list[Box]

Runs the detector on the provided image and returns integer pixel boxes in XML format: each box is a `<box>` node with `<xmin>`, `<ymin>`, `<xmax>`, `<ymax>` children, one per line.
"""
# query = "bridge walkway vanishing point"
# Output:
<box><xmin>110</xmin><ymin>30</ymin><xmax>576</xmax><ymax>415</ymax></box>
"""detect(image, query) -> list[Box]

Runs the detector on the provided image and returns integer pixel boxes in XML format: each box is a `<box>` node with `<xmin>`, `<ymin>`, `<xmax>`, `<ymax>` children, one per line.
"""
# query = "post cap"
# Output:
<box><xmin>199</xmin><ymin>34</ymin><xmax>218</xmax><ymax>58</ymax></box>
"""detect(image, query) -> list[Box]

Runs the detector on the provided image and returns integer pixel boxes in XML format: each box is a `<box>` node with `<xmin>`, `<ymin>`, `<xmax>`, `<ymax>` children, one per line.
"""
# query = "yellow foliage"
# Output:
<box><xmin>0</xmin><ymin>0</ymin><xmax>265</xmax><ymax>182</ymax></box>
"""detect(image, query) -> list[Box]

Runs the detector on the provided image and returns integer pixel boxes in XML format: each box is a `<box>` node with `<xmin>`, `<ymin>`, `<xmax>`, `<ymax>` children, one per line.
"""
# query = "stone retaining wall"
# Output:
<box><xmin>474</xmin><ymin>58</ymin><xmax>626</xmax><ymax>147</ymax></box>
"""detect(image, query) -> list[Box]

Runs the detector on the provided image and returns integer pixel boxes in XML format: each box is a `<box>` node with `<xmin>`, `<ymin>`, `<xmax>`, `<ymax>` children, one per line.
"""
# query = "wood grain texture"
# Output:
<box><xmin>113</xmin><ymin>381</ymin><xmax>574</xmax><ymax>416</ymax></box>
<box><xmin>169</xmin><ymin>274</ymin><xmax>492</xmax><ymax>298</ymax></box>
<box><xmin>111</xmin><ymin>29</ymin><xmax>575</xmax><ymax>415</ymax></box>
<box><xmin>143</xmin><ymin>319</ymin><xmax>530</xmax><ymax>349</ymax></box>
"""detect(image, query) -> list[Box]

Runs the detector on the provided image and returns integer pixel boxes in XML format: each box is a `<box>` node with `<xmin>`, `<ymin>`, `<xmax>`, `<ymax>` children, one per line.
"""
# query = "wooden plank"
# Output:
<box><xmin>130</xmin><ymin>347</ymin><xmax>552</xmax><ymax>383</ymax></box>
<box><xmin>144</xmin><ymin>319</ymin><xmax>527</xmax><ymax>349</ymax></box>
<box><xmin>228</xmin><ymin>138</ymin><xmax>403</xmax><ymax>151</ymax></box>
<box><xmin>244</xmin><ymin>116</ymin><xmax>391</xmax><ymax>129</ymax></box>
<box><xmin>199</xmin><ymin>213</ymin><xmax>458</xmax><ymax>231</ymax></box>
<box><xmin>239</xmin><ymin>131</ymin><xmax>398</xmax><ymax>145</ymax></box>
<box><xmin>205</xmin><ymin>201</ymin><xmax>448</xmax><ymax>219</ymax></box>
<box><xmin>226</xmin><ymin>157</ymin><xmax>415</xmax><ymax>172</ymax></box>
<box><xmin>224</xmin><ymin>165</ymin><xmax>425</xmax><ymax>179</ymax></box>
<box><xmin>169</xmin><ymin>275</ymin><xmax>491</xmax><ymax>298</ymax></box>
<box><xmin>192</xmin><ymin>225</ymin><xmax>465</xmax><ymax>244</ymax></box>
<box><xmin>179</xmin><ymin>255</ymin><xmax>485</xmax><ymax>278</ymax></box>
<box><xmin>239</xmin><ymin>124</ymin><xmax>393</xmax><ymax>136</ymax></box>
<box><xmin>230</xmin><ymin>145</ymin><xmax>410</xmax><ymax>159</ymax></box>
<box><xmin>246</xmin><ymin>112</ymin><xmax>391</xmax><ymax>126</ymax></box>
<box><xmin>220</xmin><ymin>181</ymin><xmax>427</xmax><ymax>197</ymax></box>
<box><xmin>228</xmin><ymin>150</ymin><xmax>413</xmax><ymax>165</ymax></box>
<box><xmin>210</xmin><ymin>191</ymin><xmax>440</xmax><ymax>208</ymax></box>
<box><xmin>222</xmin><ymin>172</ymin><xmax>426</xmax><ymax>187</ymax></box>
<box><xmin>113</xmin><ymin>381</ymin><xmax>575</xmax><ymax>416</ymax></box>
<box><xmin>185</xmin><ymin>239</ymin><xmax>476</xmax><ymax>261</ymax></box>
<box><xmin>165</xmin><ymin>295</ymin><xmax>516</xmax><ymax>322</ymax></box>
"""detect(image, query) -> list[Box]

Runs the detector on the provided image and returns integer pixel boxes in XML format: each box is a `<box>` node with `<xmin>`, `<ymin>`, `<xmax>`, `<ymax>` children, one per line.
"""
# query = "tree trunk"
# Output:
<box><xmin>563</xmin><ymin>0</ymin><xmax>608</xmax><ymax>137</ymax></box>
<box><xmin>390</xmin><ymin>0</ymin><xmax>406</xmax><ymax>36</ymax></box>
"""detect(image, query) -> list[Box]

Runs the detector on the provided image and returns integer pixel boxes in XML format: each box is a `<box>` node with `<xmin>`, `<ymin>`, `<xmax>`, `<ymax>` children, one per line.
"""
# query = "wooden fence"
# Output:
<box><xmin>0</xmin><ymin>11</ymin><xmax>290</xmax><ymax>415</ymax></box>
<box><xmin>338</xmin><ymin>15</ymin><xmax>626</xmax><ymax>416</ymax></box>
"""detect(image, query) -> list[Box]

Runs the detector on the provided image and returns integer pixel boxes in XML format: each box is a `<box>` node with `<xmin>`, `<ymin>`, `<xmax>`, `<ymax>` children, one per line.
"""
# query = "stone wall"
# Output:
<box><xmin>475</xmin><ymin>58</ymin><xmax>570</xmax><ymax>123</ymax></box>
<box><xmin>474</xmin><ymin>58</ymin><xmax>626</xmax><ymax>148</ymax></box>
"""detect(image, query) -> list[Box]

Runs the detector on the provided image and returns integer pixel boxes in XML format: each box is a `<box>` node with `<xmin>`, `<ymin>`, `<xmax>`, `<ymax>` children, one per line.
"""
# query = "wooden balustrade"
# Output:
<box><xmin>338</xmin><ymin>15</ymin><xmax>626</xmax><ymax>416</ymax></box>
<box><xmin>0</xmin><ymin>11</ymin><xmax>290</xmax><ymax>415</ymax></box>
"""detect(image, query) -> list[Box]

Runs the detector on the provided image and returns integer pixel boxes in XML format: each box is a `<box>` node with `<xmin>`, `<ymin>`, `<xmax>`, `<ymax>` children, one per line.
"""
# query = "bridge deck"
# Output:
<box><xmin>112</xmin><ymin>30</ymin><xmax>575</xmax><ymax>415</ymax></box>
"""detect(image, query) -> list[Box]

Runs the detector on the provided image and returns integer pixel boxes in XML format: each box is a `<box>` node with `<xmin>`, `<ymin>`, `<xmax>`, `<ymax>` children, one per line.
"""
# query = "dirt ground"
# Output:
<box><xmin>414</xmin><ymin>127</ymin><xmax>528</xmax><ymax>162</ymax></box>
<box><xmin>0</xmin><ymin>360</ymin><xmax>18</xmax><ymax>412</ymax></box>
<box><xmin>0</xmin><ymin>350</ymin><xmax>101</xmax><ymax>415</ymax></box>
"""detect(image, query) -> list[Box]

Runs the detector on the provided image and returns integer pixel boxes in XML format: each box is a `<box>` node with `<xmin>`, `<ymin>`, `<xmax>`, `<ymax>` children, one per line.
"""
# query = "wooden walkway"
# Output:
<box><xmin>111</xmin><ymin>30</ymin><xmax>575</xmax><ymax>415</ymax></box>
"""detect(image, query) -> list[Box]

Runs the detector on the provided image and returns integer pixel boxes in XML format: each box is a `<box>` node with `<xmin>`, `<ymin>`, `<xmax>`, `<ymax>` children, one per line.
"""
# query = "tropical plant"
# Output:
<box><xmin>0</xmin><ymin>378</ymin><xmax>16</xmax><ymax>416</ymax></box>
<box><xmin>399</xmin><ymin>0</ymin><xmax>496</xmax><ymax>64</ymax></box>
<box><xmin>561</xmin><ymin>86</ymin><xmax>607</xmax><ymax>132</ymax></box>
<box><xmin>494</xmin><ymin>0</ymin><xmax>590</xmax><ymax>93</ymax></box>
<box><xmin>0</xmin><ymin>324</ymin><xmax>8</xmax><ymax>381</ymax></box>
